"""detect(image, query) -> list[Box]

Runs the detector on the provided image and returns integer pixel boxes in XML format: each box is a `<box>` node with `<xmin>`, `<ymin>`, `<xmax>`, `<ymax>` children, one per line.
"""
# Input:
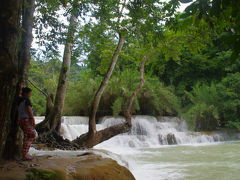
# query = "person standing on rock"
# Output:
<box><xmin>18</xmin><ymin>86</ymin><xmax>37</xmax><ymax>160</ymax></box>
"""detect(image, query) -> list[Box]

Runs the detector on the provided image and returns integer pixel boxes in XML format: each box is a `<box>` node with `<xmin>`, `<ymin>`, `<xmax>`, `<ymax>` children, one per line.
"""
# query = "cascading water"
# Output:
<box><xmin>52</xmin><ymin>115</ymin><xmax>240</xmax><ymax>147</ymax></box>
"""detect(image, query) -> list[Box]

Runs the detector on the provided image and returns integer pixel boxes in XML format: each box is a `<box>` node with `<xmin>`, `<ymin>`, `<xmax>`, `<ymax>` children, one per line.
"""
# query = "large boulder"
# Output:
<box><xmin>167</xmin><ymin>133</ymin><xmax>177</xmax><ymax>145</ymax></box>
<box><xmin>0</xmin><ymin>153</ymin><xmax>135</xmax><ymax>180</ymax></box>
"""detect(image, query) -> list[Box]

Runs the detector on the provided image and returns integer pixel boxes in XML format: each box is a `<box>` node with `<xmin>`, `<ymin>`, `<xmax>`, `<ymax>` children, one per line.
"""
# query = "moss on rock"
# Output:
<box><xmin>26</xmin><ymin>168</ymin><xmax>65</xmax><ymax>180</ymax></box>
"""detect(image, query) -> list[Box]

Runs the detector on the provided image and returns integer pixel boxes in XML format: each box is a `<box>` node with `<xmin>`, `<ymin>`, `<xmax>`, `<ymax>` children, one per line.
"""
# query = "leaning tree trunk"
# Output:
<box><xmin>50</xmin><ymin>14</ymin><xmax>77</xmax><ymax>132</ymax></box>
<box><xmin>3</xmin><ymin>0</ymin><xmax>36</xmax><ymax>159</ymax></box>
<box><xmin>125</xmin><ymin>50</ymin><xmax>157</xmax><ymax>124</ymax></box>
<box><xmin>0</xmin><ymin>0</ymin><xmax>22</xmax><ymax>159</ymax></box>
<box><xmin>75</xmin><ymin>50</ymin><xmax>156</xmax><ymax>148</ymax></box>
<box><xmin>72</xmin><ymin>28</ymin><xmax>128</xmax><ymax>148</ymax></box>
<box><xmin>88</xmin><ymin>29</ymin><xmax>127</xmax><ymax>135</ymax></box>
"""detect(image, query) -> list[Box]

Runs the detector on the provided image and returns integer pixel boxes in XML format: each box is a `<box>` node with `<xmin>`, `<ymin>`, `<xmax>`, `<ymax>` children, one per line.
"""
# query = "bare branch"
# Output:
<box><xmin>125</xmin><ymin>49</ymin><xmax>157</xmax><ymax>125</ymax></box>
<box><xmin>28</xmin><ymin>79</ymin><xmax>48</xmax><ymax>97</ymax></box>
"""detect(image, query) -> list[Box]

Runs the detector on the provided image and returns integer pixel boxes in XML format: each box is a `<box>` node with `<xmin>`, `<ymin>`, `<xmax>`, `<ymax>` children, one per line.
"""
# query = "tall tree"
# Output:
<box><xmin>3</xmin><ymin>0</ymin><xmax>36</xmax><ymax>159</ymax></box>
<box><xmin>49</xmin><ymin>14</ymin><xmax>77</xmax><ymax>132</ymax></box>
<box><xmin>0</xmin><ymin>0</ymin><xmax>22</xmax><ymax>159</ymax></box>
<box><xmin>88</xmin><ymin>28</ymin><xmax>127</xmax><ymax>135</ymax></box>
<box><xmin>19</xmin><ymin>0</ymin><xmax>36</xmax><ymax>85</ymax></box>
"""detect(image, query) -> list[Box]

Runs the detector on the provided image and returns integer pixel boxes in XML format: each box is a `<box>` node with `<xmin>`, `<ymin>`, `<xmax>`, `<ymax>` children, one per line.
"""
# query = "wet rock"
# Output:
<box><xmin>167</xmin><ymin>133</ymin><xmax>177</xmax><ymax>145</ymax></box>
<box><xmin>1</xmin><ymin>153</ymin><xmax>135</xmax><ymax>180</ymax></box>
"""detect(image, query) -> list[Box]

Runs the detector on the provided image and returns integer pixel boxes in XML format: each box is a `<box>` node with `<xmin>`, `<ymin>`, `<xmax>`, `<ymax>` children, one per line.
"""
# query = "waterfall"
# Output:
<box><xmin>35</xmin><ymin>115</ymin><xmax>240</xmax><ymax>148</ymax></box>
<box><xmin>95</xmin><ymin>116</ymin><xmax>226</xmax><ymax>149</ymax></box>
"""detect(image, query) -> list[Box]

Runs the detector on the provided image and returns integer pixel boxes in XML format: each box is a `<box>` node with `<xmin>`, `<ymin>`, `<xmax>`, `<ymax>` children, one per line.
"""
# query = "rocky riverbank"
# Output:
<box><xmin>0</xmin><ymin>152</ymin><xmax>135</xmax><ymax>180</ymax></box>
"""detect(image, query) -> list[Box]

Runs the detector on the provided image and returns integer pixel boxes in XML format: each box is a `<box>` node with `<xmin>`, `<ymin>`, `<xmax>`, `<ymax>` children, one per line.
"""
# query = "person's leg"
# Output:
<box><xmin>21</xmin><ymin>119</ymin><xmax>36</xmax><ymax>160</ymax></box>
<box><xmin>19</xmin><ymin>118</ymin><xmax>29</xmax><ymax>159</ymax></box>
<box><xmin>24</xmin><ymin>128</ymin><xmax>36</xmax><ymax>159</ymax></box>
<box><xmin>22</xmin><ymin>130</ymin><xmax>29</xmax><ymax>159</ymax></box>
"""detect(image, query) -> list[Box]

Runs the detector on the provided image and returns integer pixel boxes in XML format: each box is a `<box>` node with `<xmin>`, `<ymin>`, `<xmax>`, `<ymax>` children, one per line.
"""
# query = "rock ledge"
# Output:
<box><xmin>0</xmin><ymin>153</ymin><xmax>135</xmax><ymax>180</ymax></box>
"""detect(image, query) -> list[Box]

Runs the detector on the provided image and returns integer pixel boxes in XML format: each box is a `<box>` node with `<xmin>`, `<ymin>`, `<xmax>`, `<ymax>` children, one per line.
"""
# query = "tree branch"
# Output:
<box><xmin>28</xmin><ymin>79</ymin><xmax>48</xmax><ymax>97</ymax></box>
<box><xmin>125</xmin><ymin>49</ymin><xmax>157</xmax><ymax>125</ymax></box>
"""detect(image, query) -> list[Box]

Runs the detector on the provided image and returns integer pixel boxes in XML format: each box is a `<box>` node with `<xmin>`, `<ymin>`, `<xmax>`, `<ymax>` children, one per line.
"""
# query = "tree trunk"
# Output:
<box><xmin>88</xmin><ymin>28</ymin><xmax>127</xmax><ymax>135</ymax></box>
<box><xmin>19</xmin><ymin>0</ymin><xmax>35</xmax><ymax>86</ymax></box>
<box><xmin>125</xmin><ymin>50</ymin><xmax>157</xmax><ymax>124</ymax></box>
<box><xmin>35</xmin><ymin>94</ymin><xmax>55</xmax><ymax>133</ymax></box>
<box><xmin>72</xmin><ymin>28</ymin><xmax>127</xmax><ymax>148</ymax></box>
<box><xmin>73</xmin><ymin>122</ymin><xmax>130</xmax><ymax>148</ymax></box>
<box><xmin>3</xmin><ymin>87</ymin><xmax>23</xmax><ymax>160</ymax></box>
<box><xmin>0</xmin><ymin>0</ymin><xmax>22</xmax><ymax>159</ymax></box>
<box><xmin>2</xmin><ymin>0</ymin><xmax>36</xmax><ymax>159</ymax></box>
<box><xmin>50</xmin><ymin>15</ymin><xmax>77</xmax><ymax>132</ymax></box>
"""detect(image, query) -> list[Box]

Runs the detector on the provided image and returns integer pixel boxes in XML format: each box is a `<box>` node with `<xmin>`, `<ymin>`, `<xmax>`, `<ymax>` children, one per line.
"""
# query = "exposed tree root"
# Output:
<box><xmin>35</xmin><ymin>131</ymin><xmax>81</xmax><ymax>150</ymax></box>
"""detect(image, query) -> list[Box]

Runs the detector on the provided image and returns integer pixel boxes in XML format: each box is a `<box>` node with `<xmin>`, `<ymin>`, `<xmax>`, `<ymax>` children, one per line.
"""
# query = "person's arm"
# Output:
<box><xmin>26</xmin><ymin>106</ymin><xmax>35</xmax><ymax>127</ymax></box>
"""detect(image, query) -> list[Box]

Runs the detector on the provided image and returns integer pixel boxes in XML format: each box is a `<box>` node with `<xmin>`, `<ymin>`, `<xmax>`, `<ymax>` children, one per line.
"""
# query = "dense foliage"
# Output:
<box><xmin>184</xmin><ymin>72</ymin><xmax>240</xmax><ymax>131</ymax></box>
<box><xmin>63</xmin><ymin>69</ymin><xmax>180</xmax><ymax>117</ymax></box>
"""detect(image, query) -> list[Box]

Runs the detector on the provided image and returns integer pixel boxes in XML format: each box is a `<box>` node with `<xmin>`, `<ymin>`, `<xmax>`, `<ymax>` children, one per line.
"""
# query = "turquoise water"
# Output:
<box><xmin>129</xmin><ymin>142</ymin><xmax>240</xmax><ymax>180</ymax></box>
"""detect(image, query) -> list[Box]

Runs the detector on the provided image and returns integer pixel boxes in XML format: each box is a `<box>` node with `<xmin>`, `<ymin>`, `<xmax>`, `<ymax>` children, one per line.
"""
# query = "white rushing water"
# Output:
<box><xmin>33</xmin><ymin>116</ymin><xmax>240</xmax><ymax>180</ymax></box>
<box><xmin>37</xmin><ymin>115</ymin><xmax>239</xmax><ymax>146</ymax></box>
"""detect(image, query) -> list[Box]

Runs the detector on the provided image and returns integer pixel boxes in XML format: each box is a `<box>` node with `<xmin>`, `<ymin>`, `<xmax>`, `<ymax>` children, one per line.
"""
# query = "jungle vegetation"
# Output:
<box><xmin>0</xmin><ymin>0</ymin><xmax>239</xmax><ymax>159</ymax></box>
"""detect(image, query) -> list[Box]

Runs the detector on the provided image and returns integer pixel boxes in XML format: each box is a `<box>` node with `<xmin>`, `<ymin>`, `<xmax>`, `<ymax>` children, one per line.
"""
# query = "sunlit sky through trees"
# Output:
<box><xmin>32</xmin><ymin>0</ymin><xmax>192</xmax><ymax>64</ymax></box>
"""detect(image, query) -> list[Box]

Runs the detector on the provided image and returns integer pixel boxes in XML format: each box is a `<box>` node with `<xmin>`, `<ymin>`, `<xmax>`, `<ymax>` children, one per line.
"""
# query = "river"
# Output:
<box><xmin>33</xmin><ymin>116</ymin><xmax>240</xmax><ymax>180</ymax></box>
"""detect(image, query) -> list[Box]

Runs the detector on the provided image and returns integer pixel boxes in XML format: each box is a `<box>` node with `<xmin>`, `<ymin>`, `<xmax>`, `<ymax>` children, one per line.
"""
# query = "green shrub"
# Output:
<box><xmin>217</xmin><ymin>73</ymin><xmax>240</xmax><ymax>130</ymax></box>
<box><xmin>184</xmin><ymin>73</ymin><xmax>240</xmax><ymax>131</ymax></box>
<box><xmin>184</xmin><ymin>83</ymin><xmax>220</xmax><ymax>130</ymax></box>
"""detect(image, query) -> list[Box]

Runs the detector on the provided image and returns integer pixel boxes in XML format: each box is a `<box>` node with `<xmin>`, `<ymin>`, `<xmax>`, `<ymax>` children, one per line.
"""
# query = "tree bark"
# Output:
<box><xmin>125</xmin><ymin>50</ymin><xmax>157</xmax><ymax>125</ymax></box>
<box><xmin>0</xmin><ymin>0</ymin><xmax>22</xmax><ymax>159</ymax></box>
<box><xmin>35</xmin><ymin>94</ymin><xmax>55</xmax><ymax>133</ymax></box>
<box><xmin>88</xmin><ymin>28</ymin><xmax>127</xmax><ymax>135</ymax></box>
<box><xmin>2</xmin><ymin>0</ymin><xmax>36</xmax><ymax>159</ymax></box>
<box><xmin>73</xmin><ymin>122</ymin><xmax>130</xmax><ymax>148</ymax></box>
<box><xmin>19</xmin><ymin>0</ymin><xmax>35</xmax><ymax>86</ymax></box>
<box><xmin>50</xmin><ymin>15</ymin><xmax>77</xmax><ymax>132</ymax></box>
<box><xmin>72</xmin><ymin>28</ymin><xmax>127</xmax><ymax>148</ymax></box>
